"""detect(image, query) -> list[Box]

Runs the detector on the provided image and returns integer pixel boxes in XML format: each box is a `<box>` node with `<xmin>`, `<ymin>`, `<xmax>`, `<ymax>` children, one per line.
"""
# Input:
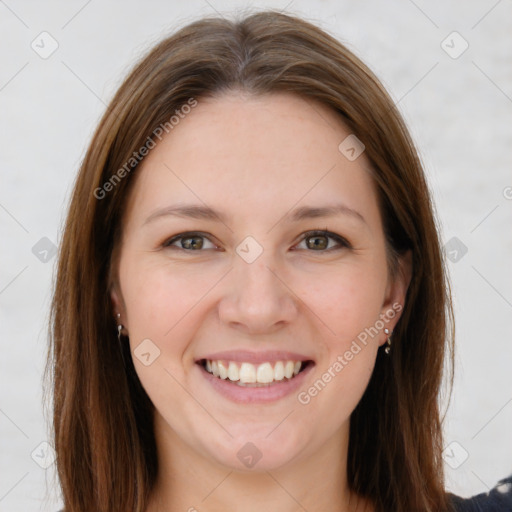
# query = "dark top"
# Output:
<box><xmin>451</xmin><ymin>475</ymin><xmax>512</xmax><ymax>512</ymax></box>
<box><xmin>449</xmin><ymin>474</ymin><xmax>512</xmax><ymax>511</ymax></box>
<box><xmin>56</xmin><ymin>474</ymin><xmax>512</xmax><ymax>511</ymax></box>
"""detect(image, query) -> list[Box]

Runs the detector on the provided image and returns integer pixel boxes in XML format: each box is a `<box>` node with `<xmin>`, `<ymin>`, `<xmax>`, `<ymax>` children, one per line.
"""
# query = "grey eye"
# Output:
<box><xmin>295</xmin><ymin>230</ymin><xmax>349</xmax><ymax>252</ymax></box>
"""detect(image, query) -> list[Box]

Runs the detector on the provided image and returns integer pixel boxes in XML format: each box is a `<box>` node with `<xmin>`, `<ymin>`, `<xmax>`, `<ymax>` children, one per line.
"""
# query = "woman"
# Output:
<box><xmin>46</xmin><ymin>10</ymin><xmax>511</xmax><ymax>512</ymax></box>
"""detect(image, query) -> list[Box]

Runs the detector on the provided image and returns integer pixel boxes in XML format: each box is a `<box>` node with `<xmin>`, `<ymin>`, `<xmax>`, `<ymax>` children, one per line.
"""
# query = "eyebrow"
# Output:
<box><xmin>143</xmin><ymin>202</ymin><xmax>366</xmax><ymax>226</ymax></box>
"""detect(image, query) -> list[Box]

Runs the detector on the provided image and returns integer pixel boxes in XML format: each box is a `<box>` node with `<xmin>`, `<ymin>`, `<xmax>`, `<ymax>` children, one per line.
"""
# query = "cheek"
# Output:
<box><xmin>294</xmin><ymin>260</ymin><xmax>387</xmax><ymax>340</ymax></box>
<box><xmin>119</xmin><ymin>260</ymin><xmax>208</xmax><ymax>407</ymax></box>
<box><xmin>295</xmin><ymin>280</ymin><xmax>380</xmax><ymax>442</ymax></box>
<box><xmin>300</xmin><ymin>344</ymin><xmax>376</xmax><ymax>442</ymax></box>
<box><xmin>119</xmin><ymin>257</ymin><xmax>225</xmax><ymax>358</ymax></box>
<box><xmin>291</xmin><ymin>261</ymin><xmax>385</xmax><ymax>412</ymax></box>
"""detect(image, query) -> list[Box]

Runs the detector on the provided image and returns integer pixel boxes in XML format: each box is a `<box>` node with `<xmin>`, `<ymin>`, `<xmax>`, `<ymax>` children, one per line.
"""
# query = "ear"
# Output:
<box><xmin>379</xmin><ymin>249</ymin><xmax>412</xmax><ymax>346</ymax></box>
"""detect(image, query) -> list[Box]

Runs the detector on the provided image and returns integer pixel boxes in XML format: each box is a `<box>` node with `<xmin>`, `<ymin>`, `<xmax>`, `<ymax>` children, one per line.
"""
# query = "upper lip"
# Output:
<box><xmin>195</xmin><ymin>350</ymin><xmax>314</xmax><ymax>365</ymax></box>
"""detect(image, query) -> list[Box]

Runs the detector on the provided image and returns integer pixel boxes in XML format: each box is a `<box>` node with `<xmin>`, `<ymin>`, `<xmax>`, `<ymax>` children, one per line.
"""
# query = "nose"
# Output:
<box><xmin>218</xmin><ymin>253</ymin><xmax>299</xmax><ymax>334</ymax></box>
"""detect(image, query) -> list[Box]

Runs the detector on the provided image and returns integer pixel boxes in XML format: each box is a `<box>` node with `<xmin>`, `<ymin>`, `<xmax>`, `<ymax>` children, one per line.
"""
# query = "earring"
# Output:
<box><xmin>116</xmin><ymin>313</ymin><xmax>123</xmax><ymax>342</ymax></box>
<box><xmin>116</xmin><ymin>313</ymin><xmax>128</xmax><ymax>368</ymax></box>
<box><xmin>383</xmin><ymin>328</ymin><xmax>392</xmax><ymax>355</ymax></box>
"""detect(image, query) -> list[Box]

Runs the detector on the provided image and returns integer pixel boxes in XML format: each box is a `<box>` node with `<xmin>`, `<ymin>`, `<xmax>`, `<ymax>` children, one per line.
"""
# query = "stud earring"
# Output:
<box><xmin>383</xmin><ymin>328</ymin><xmax>392</xmax><ymax>355</ymax></box>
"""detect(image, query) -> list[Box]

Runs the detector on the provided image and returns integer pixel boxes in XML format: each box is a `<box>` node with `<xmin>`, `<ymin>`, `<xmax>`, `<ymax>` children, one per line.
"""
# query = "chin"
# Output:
<box><xmin>205</xmin><ymin>431</ymin><xmax>306</xmax><ymax>473</ymax></box>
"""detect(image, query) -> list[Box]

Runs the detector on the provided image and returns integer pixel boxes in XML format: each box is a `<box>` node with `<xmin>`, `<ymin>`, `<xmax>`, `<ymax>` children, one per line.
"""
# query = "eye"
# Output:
<box><xmin>162</xmin><ymin>230</ymin><xmax>350</xmax><ymax>253</ymax></box>
<box><xmin>294</xmin><ymin>230</ymin><xmax>350</xmax><ymax>252</ymax></box>
<box><xmin>163</xmin><ymin>232</ymin><xmax>218</xmax><ymax>251</ymax></box>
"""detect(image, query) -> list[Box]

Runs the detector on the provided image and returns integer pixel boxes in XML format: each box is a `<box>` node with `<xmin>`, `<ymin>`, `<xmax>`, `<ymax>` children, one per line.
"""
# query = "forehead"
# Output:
<box><xmin>124</xmin><ymin>92</ymin><xmax>381</xmax><ymax>231</ymax></box>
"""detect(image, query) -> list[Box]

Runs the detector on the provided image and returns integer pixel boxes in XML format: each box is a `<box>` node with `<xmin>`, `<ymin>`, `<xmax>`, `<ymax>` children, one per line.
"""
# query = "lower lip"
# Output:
<box><xmin>196</xmin><ymin>362</ymin><xmax>314</xmax><ymax>404</ymax></box>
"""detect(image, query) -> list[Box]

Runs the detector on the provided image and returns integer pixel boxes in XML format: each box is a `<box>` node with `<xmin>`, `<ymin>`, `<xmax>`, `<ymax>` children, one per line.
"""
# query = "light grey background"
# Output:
<box><xmin>1</xmin><ymin>1</ymin><xmax>511</xmax><ymax>510</ymax></box>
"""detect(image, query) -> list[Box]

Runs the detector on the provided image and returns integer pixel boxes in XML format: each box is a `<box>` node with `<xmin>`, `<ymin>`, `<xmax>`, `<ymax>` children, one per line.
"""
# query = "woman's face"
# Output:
<box><xmin>111</xmin><ymin>92</ymin><xmax>409</xmax><ymax>472</ymax></box>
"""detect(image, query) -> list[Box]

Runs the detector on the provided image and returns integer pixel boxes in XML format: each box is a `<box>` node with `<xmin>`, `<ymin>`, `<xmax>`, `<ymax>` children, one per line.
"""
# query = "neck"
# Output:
<box><xmin>146</xmin><ymin>413</ymin><xmax>372</xmax><ymax>512</ymax></box>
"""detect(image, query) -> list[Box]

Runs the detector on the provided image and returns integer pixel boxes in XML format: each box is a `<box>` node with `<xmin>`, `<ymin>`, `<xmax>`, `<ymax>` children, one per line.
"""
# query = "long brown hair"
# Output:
<box><xmin>45</xmin><ymin>10</ymin><xmax>454</xmax><ymax>512</ymax></box>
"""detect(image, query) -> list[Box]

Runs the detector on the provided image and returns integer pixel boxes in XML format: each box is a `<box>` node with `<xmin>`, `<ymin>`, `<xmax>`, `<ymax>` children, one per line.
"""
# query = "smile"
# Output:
<box><xmin>200</xmin><ymin>359</ymin><xmax>311</xmax><ymax>386</ymax></box>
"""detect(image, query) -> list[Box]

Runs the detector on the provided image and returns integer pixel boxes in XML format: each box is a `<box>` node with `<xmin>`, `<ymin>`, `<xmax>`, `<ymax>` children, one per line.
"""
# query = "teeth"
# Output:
<box><xmin>203</xmin><ymin>359</ymin><xmax>306</xmax><ymax>384</ymax></box>
<box><xmin>256</xmin><ymin>362</ymin><xmax>274</xmax><ymax>383</ymax></box>
<box><xmin>218</xmin><ymin>361</ymin><xmax>228</xmax><ymax>379</ymax></box>
<box><xmin>227</xmin><ymin>362</ymin><xmax>239</xmax><ymax>381</ymax></box>
<box><xmin>274</xmin><ymin>361</ymin><xmax>285</xmax><ymax>381</ymax></box>
<box><xmin>284</xmin><ymin>361</ymin><xmax>294</xmax><ymax>379</ymax></box>
<box><xmin>239</xmin><ymin>363</ymin><xmax>256</xmax><ymax>383</ymax></box>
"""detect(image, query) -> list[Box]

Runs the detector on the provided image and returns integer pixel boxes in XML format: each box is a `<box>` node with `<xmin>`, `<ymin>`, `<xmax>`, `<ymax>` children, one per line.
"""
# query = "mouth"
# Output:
<box><xmin>196</xmin><ymin>358</ymin><xmax>315</xmax><ymax>387</ymax></box>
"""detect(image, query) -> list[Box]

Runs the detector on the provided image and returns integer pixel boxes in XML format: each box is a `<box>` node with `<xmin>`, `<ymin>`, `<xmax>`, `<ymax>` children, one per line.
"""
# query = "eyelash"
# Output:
<box><xmin>162</xmin><ymin>229</ymin><xmax>351</xmax><ymax>253</ymax></box>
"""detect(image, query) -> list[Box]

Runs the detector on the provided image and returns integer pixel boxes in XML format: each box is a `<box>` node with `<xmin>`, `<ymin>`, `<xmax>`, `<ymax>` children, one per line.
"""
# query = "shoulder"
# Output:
<box><xmin>448</xmin><ymin>475</ymin><xmax>512</xmax><ymax>512</ymax></box>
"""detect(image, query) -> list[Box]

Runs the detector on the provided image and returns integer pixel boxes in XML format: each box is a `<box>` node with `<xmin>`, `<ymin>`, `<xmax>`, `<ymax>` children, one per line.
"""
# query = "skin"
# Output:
<box><xmin>110</xmin><ymin>92</ymin><xmax>411</xmax><ymax>512</ymax></box>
